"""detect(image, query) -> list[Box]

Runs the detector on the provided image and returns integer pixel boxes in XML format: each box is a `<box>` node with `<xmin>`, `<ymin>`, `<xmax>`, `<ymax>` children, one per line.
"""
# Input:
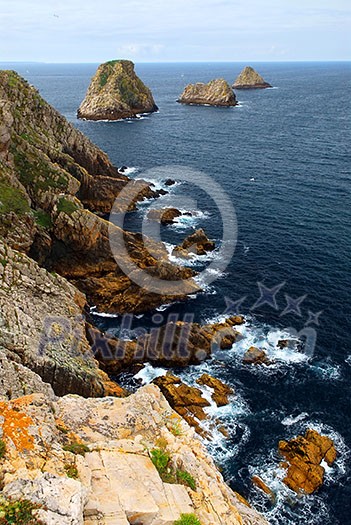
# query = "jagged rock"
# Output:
<box><xmin>0</xmin><ymin>387</ymin><xmax>268</xmax><ymax>525</ymax></box>
<box><xmin>233</xmin><ymin>66</ymin><xmax>272</xmax><ymax>89</ymax></box>
<box><xmin>165</xmin><ymin>178</ymin><xmax>176</xmax><ymax>186</ymax></box>
<box><xmin>147</xmin><ymin>207</ymin><xmax>182</xmax><ymax>224</ymax></box>
<box><xmin>251</xmin><ymin>476</ymin><xmax>275</xmax><ymax>501</ymax></box>
<box><xmin>77</xmin><ymin>60</ymin><xmax>158</xmax><ymax>121</ymax></box>
<box><xmin>0</xmin><ymin>71</ymin><xmax>198</xmax><ymax>313</ymax></box>
<box><xmin>243</xmin><ymin>346</ymin><xmax>270</xmax><ymax>365</ymax></box>
<box><xmin>196</xmin><ymin>374</ymin><xmax>233</xmax><ymax>407</ymax></box>
<box><xmin>278</xmin><ymin>429</ymin><xmax>337</xmax><ymax>494</ymax></box>
<box><xmin>173</xmin><ymin>228</ymin><xmax>216</xmax><ymax>258</ymax></box>
<box><xmin>178</xmin><ymin>79</ymin><xmax>237</xmax><ymax>107</ymax></box>
<box><xmin>91</xmin><ymin>315</ymin><xmax>243</xmax><ymax>373</ymax></box>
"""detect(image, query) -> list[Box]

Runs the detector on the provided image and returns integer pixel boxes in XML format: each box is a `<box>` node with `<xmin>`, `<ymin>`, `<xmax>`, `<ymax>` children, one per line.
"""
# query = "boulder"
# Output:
<box><xmin>178</xmin><ymin>79</ymin><xmax>237</xmax><ymax>107</ymax></box>
<box><xmin>242</xmin><ymin>346</ymin><xmax>270</xmax><ymax>365</ymax></box>
<box><xmin>278</xmin><ymin>429</ymin><xmax>337</xmax><ymax>494</ymax></box>
<box><xmin>147</xmin><ymin>207</ymin><xmax>182</xmax><ymax>224</ymax></box>
<box><xmin>77</xmin><ymin>60</ymin><xmax>158</xmax><ymax>120</ymax></box>
<box><xmin>233</xmin><ymin>66</ymin><xmax>272</xmax><ymax>89</ymax></box>
<box><xmin>173</xmin><ymin>228</ymin><xmax>216</xmax><ymax>258</ymax></box>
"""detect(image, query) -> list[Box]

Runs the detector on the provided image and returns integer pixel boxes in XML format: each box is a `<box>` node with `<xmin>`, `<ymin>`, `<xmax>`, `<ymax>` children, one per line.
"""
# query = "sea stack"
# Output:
<box><xmin>233</xmin><ymin>66</ymin><xmax>272</xmax><ymax>89</ymax></box>
<box><xmin>178</xmin><ymin>78</ymin><xmax>237</xmax><ymax>107</ymax></box>
<box><xmin>77</xmin><ymin>59</ymin><xmax>158</xmax><ymax>120</ymax></box>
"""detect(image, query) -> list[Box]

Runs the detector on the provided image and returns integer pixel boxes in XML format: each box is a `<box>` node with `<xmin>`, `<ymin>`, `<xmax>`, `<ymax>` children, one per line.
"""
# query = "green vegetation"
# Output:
<box><xmin>0</xmin><ymin>181</ymin><xmax>30</xmax><ymax>215</ymax></box>
<box><xmin>150</xmin><ymin>448</ymin><xmax>171</xmax><ymax>477</ymax></box>
<box><xmin>0</xmin><ymin>439</ymin><xmax>6</xmax><ymax>458</ymax></box>
<box><xmin>64</xmin><ymin>463</ymin><xmax>79</xmax><ymax>479</ymax></box>
<box><xmin>63</xmin><ymin>442</ymin><xmax>90</xmax><ymax>456</ymax></box>
<box><xmin>33</xmin><ymin>209</ymin><xmax>52</xmax><ymax>229</ymax></box>
<box><xmin>57</xmin><ymin>197</ymin><xmax>78</xmax><ymax>215</ymax></box>
<box><xmin>174</xmin><ymin>514</ymin><xmax>201</xmax><ymax>525</ymax></box>
<box><xmin>176</xmin><ymin>469</ymin><xmax>196</xmax><ymax>491</ymax></box>
<box><xmin>169</xmin><ymin>420</ymin><xmax>183</xmax><ymax>436</ymax></box>
<box><xmin>0</xmin><ymin>498</ymin><xmax>43</xmax><ymax>524</ymax></box>
<box><xmin>12</xmin><ymin>149</ymin><xmax>68</xmax><ymax>195</ymax></box>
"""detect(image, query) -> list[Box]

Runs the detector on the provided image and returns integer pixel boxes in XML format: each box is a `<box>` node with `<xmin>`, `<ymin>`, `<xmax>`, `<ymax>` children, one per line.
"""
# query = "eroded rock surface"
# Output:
<box><xmin>178</xmin><ymin>79</ymin><xmax>237</xmax><ymax>107</ymax></box>
<box><xmin>77</xmin><ymin>60</ymin><xmax>158</xmax><ymax>121</ymax></box>
<box><xmin>233</xmin><ymin>67</ymin><xmax>272</xmax><ymax>89</ymax></box>
<box><xmin>0</xmin><ymin>386</ymin><xmax>268</xmax><ymax>525</ymax></box>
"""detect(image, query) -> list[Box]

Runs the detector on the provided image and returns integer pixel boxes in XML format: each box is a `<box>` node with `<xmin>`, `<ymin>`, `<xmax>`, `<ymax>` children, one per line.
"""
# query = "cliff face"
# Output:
<box><xmin>0</xmin><ymin>386</ymin><xmax>268</xmax><ymax>525</ymax></box>
<box><xmin>233</xmin><ymin>67</ymin><xmax>272</xmax><ymax>89</ymax></box>
<box><xmin>0</xmin><ymin>70</ymin><xmax>198</xmax><ymax>314</ymax></box>
<box><xmin>178</xmin><ymin>79</ymin><xmax>237</xmax><ymax>107</ymax></box>
<box><xmin>77</xmin><ymin>60</ymin><xmax>158</xmax><ymax>120</ymax></box>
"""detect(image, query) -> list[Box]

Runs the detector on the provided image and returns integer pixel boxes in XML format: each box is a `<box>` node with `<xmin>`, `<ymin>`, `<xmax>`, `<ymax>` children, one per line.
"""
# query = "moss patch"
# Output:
<box><xmin>57</xmin><ymin>197</ymin><xmax>78</xmax><ymax>215</ymax></box>
<box><xmin>0</xmin><ymin>181</ymin><xmax>30</xmax><ymax>215</ymax></box>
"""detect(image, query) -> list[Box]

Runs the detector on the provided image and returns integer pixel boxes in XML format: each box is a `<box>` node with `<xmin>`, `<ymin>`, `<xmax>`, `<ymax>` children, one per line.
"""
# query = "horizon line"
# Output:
<box><xmin>1</xmin><ymin>59</ymin><xmax>350</xmax><ymax>65</ymax></box>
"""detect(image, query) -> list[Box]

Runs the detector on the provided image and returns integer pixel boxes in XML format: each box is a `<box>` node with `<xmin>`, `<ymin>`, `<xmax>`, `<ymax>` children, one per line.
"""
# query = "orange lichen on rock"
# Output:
<box><xmin>0</xmin><ymin>399</ymin><xmax>35</xmax><ymax>452</ymax></box>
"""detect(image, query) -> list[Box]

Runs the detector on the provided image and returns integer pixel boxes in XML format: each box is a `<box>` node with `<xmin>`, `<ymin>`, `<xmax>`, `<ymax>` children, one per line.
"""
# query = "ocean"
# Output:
<box><xmin>4</xmin><ymin>61</ymin><xmax>351</xmax><ymax>524</ymax></box>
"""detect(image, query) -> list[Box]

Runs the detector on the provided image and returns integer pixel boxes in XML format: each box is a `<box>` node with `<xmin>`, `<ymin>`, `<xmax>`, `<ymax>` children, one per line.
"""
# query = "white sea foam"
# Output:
<box><xmin>281</xmin><ymin>412</ymin><xmax>309</xmax><ymax>426</ymax></box>
<box><xmin>89</xmin><ymin>307</ymin><xmax>119</xmax><ymax>319</ymax></box>
<box><xmin>134</xmin><ymin>364</ymin><xmax>167</xmax><ymax>384</ymax></box>
<box><xmin>121</xmin><ymin>166</ymin><xmax>139</xmax><ymax>176</ymax></box>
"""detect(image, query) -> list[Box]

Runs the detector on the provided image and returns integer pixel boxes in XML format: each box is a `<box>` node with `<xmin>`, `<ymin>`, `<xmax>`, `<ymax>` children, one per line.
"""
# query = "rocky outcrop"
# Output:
<box><xmin>242</xmin><ymin>346</ymin><xmax>270</xmax><ymax>365</ymax></box>
<box><xmin>147</xmin><ymin>207</ymin><xmax>182</xmax><ymax>224</ymax></box>
<box><xmin>77</xmin><ymin>60</ymin><xmax>158</xmax><ymax>121</ymax></box>
<box><xmin>278</xmin><ymin>429</ymin><xmax>337</xmax><ymax>494</ymax></box>
<box><xmin>0</xmin><ymin>241</ymin><xmax>125</xmax><ymax>398</ymax></box>
<box><xmin>178</xmin><ymin>79</ymin><xmax>237</xmax><ymax>107</ymax></box>
<box><xmin>233</xmin><ymin>67</ymin><xmax>272</xmax><ymax>89</ymax></box>
<box><xmin>0</xmin><ymin>386</ymin><xmax>268</xmax><ymax>525</ymax></box>
<box><xmin>0</xmin><ymin>70</ymin><xmax>198</xmax><ymax>313</ymax></box>
<box><xmin>91</xmin><ymin>315</ymin><xmax>244</xmax><ymax>374</ymax></box>
<box><xmin>196</xmin><ymin>373</ymin><xmax>234</xmax><ymax>407</ymax></box>
<box><xmin>173</xmin><ymin>228</ymin><xmax>216</xmax><ymax>258</ymax></box>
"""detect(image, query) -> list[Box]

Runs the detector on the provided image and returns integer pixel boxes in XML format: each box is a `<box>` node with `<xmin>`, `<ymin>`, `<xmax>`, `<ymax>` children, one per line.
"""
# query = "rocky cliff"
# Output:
<box><xmin>77</xmin><ymin>60</ymin><xmax>158</xmax><ymax>120</ymax></box>
<box><xmin>178</xmin><ymin>79</ymin><xmax>237</xmax><ymax>107</ymax></box>
<box><xmin>232</xmin><ymin>67</ymin><xmax>272</xmax><ymax>89</ymax></box>
<box><xmin>0</xmin><ymin>69</ymin><xmax>271</xmax><ymax>525</ymax></box>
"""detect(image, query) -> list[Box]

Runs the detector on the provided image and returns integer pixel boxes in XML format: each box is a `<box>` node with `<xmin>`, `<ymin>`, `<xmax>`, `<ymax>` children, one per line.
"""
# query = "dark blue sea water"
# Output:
<box><xmin>4</xmin><ymin>61</ymin><xmax>351</xmax><ymax>524</ymax></box>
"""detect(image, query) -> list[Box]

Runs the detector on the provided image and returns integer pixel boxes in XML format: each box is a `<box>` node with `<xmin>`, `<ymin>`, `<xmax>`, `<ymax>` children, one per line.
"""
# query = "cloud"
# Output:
<box><xmin>0</xmin><ymin>0</ymin><xmax>350</xmax><ymax>61</ymax></box>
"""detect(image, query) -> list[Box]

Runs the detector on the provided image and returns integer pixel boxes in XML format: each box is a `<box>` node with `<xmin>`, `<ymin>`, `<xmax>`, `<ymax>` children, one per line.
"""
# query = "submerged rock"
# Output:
<box><xmin>77</xmin><ymin>59</ymin><xmax>158</xmax><ymax>120</ymax></box>
<box><xmin>278</xmin><ymin>429</ymin><xmax>337</xmax><ymax>494</ymax></box>
<box><xmin>233</xmin><ymin>66</ymin><xmax>272</xmax><ymax>89</ymax></box>
<box><xmin>178</xmin><ymin>78</ymin><xmax>237</xmax><ymax>107</ymax></box>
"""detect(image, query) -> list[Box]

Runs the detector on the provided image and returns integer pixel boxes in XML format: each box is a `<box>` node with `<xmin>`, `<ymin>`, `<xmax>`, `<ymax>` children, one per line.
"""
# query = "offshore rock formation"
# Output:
<box><xmin>178</xmin><ymin>79</ymin><xmax>237</xmax><ymax>107</ymax></box>
<box><xmin>279</xmin><ymin>429</ymin><xmax>337</xmax><ymax>494</ymax></box>
<box><xmin>0</xmin><ymin>70</ymin><xmax>198</xmax><ymax>313</ymax></box>
<box><xmin>77</xmin><ymin>60</ymin><xmax>158</xmax><ymax>120</ymax></box>
<box><xmin>233</xmin><ymin>66</ymin><xmax>272</xmax><ymax>89</ymax></box>
<box><xmin>173</xmin><ymin>228</ymin><xmax>216</xmax><ymax>258</ymax></box>
<box><xmin>0</xmin><ymin>386</ymin><xmax>268</xmax><ymax>525</ymax></box>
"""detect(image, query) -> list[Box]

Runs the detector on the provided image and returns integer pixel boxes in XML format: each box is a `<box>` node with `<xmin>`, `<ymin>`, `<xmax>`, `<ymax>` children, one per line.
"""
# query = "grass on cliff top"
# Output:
<box><xmin>0</xmin><ymin>180</ymin><xmax>30</xmax><ymax>215</ymax></box>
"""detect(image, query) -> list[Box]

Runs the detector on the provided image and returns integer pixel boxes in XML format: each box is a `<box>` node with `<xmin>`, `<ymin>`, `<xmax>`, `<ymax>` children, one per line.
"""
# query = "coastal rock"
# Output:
<box><xmin>0</xmin><ymin>386</ymin><xmax>268</xmax><ymax>525</ymax></box>
<box><xmin>278</xmin><ymin>429</ymin><xmax>337</xmax><ymax>494</ymax></box>
<box><xmin>0</xmin><ymin>70</ymin><xmax>198</xmax><ymax>314</ymax></box>
<box><xmin>147</xmin><ymin>207</ymin><xmax>182</xmax><ymax>224</ymax></box>
<box><xmin>233</xmin><ymin>66</ymin><xmax>272</xmax><ymax>89</ymax></box>
<box><xmin>178</xmin><ymin>79</ymin><xmax>237</xmax><ymax>107</ymax></box>
<box><xmin>0</xmin><ymin>240</ymin><xmax>124</xmax><ymax>398</ymax></box>
<box><xmin>92</xmin><ymin>315</ymin><xmax>243</xmax><ymax>373</ymax></box>
<box><xmin>173</xmin><ymin>228</ymin><xmax>216</xmax><ymax>258</ymax></box>
<box><xmin>77</xmin><ymin>60</ymin><xmax>158</xmax><ymax>121</ymax></box>
<box><xmin>243</xmin><ymin>346</ymin><xmax>270</xmax><ymax>365</ymax></box>
<box><xmin>196</xmin><ymin>373</ymin><xmax>234</xmax><ymax>407</ymax></box>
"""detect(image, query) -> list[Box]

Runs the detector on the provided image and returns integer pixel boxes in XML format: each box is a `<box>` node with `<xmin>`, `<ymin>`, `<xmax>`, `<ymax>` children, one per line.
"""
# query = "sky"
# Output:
<box><xmin>1</xmin><ymin>0</ymin><xmax>350</xmax><ymax>63</ymax></box>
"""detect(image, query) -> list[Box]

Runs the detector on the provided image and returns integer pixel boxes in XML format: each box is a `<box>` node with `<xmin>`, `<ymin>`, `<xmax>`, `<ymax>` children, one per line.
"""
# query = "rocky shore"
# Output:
<box><xmin>0</xmin><ymin>69</ymin><xmax>337</xmax><ymax>524</ymax></box>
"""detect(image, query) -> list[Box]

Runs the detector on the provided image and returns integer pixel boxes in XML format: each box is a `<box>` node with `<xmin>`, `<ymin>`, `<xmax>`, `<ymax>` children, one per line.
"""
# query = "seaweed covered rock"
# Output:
<box><xmin>77</xmin><ymin>60</ymin><xmax>158</xmax><ymax>120</ymax></box>
<box><xmin>178</xmin><ymin>79</ymin><xmax>237</xmax><ymax>107</ymax></box>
